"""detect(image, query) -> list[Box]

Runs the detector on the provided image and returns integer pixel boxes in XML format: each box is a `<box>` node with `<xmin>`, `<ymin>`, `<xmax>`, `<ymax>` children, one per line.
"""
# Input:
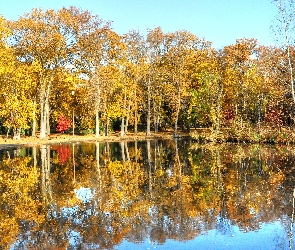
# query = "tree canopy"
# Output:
<box><xmin>0</xmin><ymin>5</ymin><xmax>294</xmax><ymax>139</ymax></box>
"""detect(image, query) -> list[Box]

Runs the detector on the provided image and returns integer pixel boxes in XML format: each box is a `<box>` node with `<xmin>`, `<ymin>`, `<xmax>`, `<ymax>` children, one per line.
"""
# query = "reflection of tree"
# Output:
<box><xmin>222</xmin><ymin>145</ymin><xmax>287</xmax><ymax>231</ymax></box>
<box><xmin>189</xmin><ymin>143</ymin><xmax>289</xmax><ymax>232</ymax></box>
<box><xmin>40</xmin><ymin>145</ymin><xmax>52</xmax><ymax>204</ymax></box>
<box><xmin>3</xmin><ymin>141</ymin><xmax>295</xmax><ymax>249</ymax></box>
<box><xmin>0</xmin><ymin>156</ymin><xmax>43</xmax><ymax>248</ymax></box>
<box><xmin>57</xmin><ymin>144</ymin><xmax>71</xmax><ymax>165</ymax></box>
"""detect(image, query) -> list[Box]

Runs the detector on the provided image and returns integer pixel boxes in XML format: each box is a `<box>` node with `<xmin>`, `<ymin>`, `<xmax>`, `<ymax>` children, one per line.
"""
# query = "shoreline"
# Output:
<box><xmin>1</xmin><ymin>126</ymin><xmax>294</xmax><ymax>149</ymax></box>
<box><xmin>0</xmin><ymin>131</ymin><xmax>184</xmax><ymax>149</ymax></box>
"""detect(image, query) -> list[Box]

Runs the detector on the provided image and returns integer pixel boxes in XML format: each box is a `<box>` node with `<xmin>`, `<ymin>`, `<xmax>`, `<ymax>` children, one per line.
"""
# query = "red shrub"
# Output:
<box><xmin>56</xmin><ymin>114</ymin><xmax>71</xmax><ymax>133</ymax></box>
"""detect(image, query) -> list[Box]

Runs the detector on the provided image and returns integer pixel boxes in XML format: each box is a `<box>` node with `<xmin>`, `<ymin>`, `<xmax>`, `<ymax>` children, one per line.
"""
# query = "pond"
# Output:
<box><xmin>0</xmin><ymin>139</ymin><xmax>295</xmax><ymax>249</ymax></box>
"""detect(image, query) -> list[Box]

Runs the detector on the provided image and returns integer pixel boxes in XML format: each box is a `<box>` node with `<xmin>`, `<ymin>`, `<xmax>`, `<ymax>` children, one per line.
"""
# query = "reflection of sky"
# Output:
<box><xmin>117</xmin><ymin>221</ymin><xmax>291</xmax><ymax>250</ymax></box>
<box><xmin>74</xmin><ymin>187</ymin><xmax>94</xmax><ymax>203</ymax></box>
<box><xmin>61</xmin><ymin>188</ymin><xmax>293</xmax><ymax>249</ymax></box>
<box><xmin>69</xmin><ymin>230</ymin><xmax>82</xmax><ymax>246</ymax></box>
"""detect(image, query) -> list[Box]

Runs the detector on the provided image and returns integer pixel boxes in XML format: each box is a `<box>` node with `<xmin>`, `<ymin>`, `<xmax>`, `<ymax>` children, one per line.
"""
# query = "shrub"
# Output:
<box><xmin>56</xmin><ymin>114</ymin><xmax>71</xmax><ymax>133</ymax></box>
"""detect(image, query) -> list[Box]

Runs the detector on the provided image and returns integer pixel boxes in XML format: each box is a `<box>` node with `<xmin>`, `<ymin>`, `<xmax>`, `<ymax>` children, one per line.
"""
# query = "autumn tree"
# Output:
<box><xmin>0</xmin><ymin>15</ymin><xmax>13</xmax><ymax>75</ymax></box>
<box><xmin>73</xmin><ymin>9</ymin><xmax>121</xmax><ymax>137</ymax></box>
<box><xmin>121</xmin><ymin>30</ymin><xmax>146</xmax><ymax>135</ymax></box>
<box><xmin>94</xmin><ymin>64</ymin><xmax>123</xmax><ymax>136</ymax></box>
<box><xmin>0</xmin><ymin>17</ymin><xmax>38</xmax><ymax>139</ymax></box>
<box><xmin>187</xmin><ymin>46</ymin><xmax>224</xmax><ymax>131</ymax></box>
<box><xmin>273</xmin><ymin>0</ymin><xmax>295</xmax><ymax>105</ymax></box>
<box><xmin>220</xmin><ymin>38</ymin><xmax>259</xmax><ymax>128</ymax></box>
<box><xmin>49</xmin><ymin>68</ymin><xmax>80</xmax><ymax>135</ymax></box>
<box><xmin>9</xmin><ymin>7</ymin><xmax>86</xmax><ymax>138</ymax></box>
<box><xmin>0</xmin><ymin>63</ymin><xmax>38</xmax><ymax>139</ymax></box>
<box><xmin>256</xmin><ymin>45</ymin><xmax>293</xmax><ymax>127</ymax></box>
<box><xmin>146</xmin><ymin>27</ymin><xmax>166</xmax><ymax>133</ymax></box>
<box><xmin>161</xmin><ymin>30</ymin><xmax>211</xmax><ymax>135</ymax></box>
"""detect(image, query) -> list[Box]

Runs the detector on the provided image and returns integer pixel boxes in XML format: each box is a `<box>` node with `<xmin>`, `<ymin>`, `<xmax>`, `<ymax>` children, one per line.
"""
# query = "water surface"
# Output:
<box><xmin>0</xmin><ymin>139</ymin><xmax>294</xmax><ymax>249</ymax></box>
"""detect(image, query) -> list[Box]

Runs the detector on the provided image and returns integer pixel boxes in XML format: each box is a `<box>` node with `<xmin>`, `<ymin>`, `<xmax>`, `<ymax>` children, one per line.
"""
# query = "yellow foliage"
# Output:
<box><xmin>0</xmin><ymin>156</ymin><xmax>44</xmax><ymax>249</ymax></box>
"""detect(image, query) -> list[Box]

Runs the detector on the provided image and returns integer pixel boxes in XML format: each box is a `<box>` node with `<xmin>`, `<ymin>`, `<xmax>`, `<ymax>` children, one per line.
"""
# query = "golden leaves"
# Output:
<box><xmin>0</xmin><ymin>62</ymin><xmax>37</xmax><ymax>130</ymax></box>
<box><xmin>0</xmin><ymin>156</ymin><xmax>44</xmax><ymax>249</ymax></box>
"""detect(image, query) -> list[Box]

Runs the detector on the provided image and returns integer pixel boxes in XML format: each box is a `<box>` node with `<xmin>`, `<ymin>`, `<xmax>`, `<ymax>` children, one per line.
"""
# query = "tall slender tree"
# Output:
<box><xmin>273</xmin><ymin>0</ymin><xmax>295</xmax><ymax>104</ymax></box>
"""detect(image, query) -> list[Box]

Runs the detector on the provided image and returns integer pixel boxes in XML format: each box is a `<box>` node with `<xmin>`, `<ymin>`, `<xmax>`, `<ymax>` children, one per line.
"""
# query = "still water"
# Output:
<box><xmin>0</xmin><ymin>139</ymin><xmax>295</xmax><ymax>249</ymax></box>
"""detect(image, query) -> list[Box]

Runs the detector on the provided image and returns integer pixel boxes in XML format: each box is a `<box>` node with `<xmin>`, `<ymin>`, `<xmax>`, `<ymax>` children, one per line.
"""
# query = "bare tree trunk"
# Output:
<box><xmin>134</xmin><ymin>109</ymin><xmax>138</xmax><ymax>135</ymax></box>
<box><xmin>134</xmin><ymin>90</ymin><xmax>138</xmax><ymax>135</ymax></box>
<box><xmin>6</xmin><ymin>127</ymin><xmax>10</xmax><ymax>141</ymax></box>
<box><xmin>40</xmin><ymin>94</ymin><xmax>46</xmax><ymax>139</ymax></box>
<box><xmin>39</xmin><ymin>74</ymin><xmax>53</xmax><ymax>139</ymax></box>
<box><xmin>45</xmin><ymin>80</ymin><xmax>51</xmax><ymax>136</ymax></box>
<box><xmin>125</xmin><ymin>100</ymin><xmax>131</xmax><ymax>133</ymax></box>
<box><xmin>153</xmin><ymin>100</ymin><xmax>158</xmax><ymax>133</ymax></box>
<box><xmin>95</xmin><ymin>110</ymin><xmax>100</xmax><ymax>137</ymax></box>
<box><xmin>174</xmin><ymin>84</ymin><xmax>181</xmax><ymax>136</ymax></box>
<box><xmin>146</xmin><ymin>78</ymin><xmax>151</xmax><ymax>136</ymax></box>
<box><xmin>45</xmin><ymin>99</ymin><xmax>50</xmax><ymax>136</ymax></box>
<box><xmin>157</xmin><ymin>114</ymin><xmax>160</xmax><ymax>132</ymax></box>
<box><xmin>94</xmin><ymin>76</ymin><xmax>101</xmax><ymax>138</ymax></box>
<box><xmin>121</xmin><ymin>88</ymin><xmax>127</xmax><ymax>137</ymax></box>
<box><xmin>13</xmin><ymin>128</ymin><xmax>21</xmax><ymax>140</ymax></box>
<box><xmin>32</xmin><ymin>99</ymin><xmax>36</xmax><ymax>137</ymax></box>
<box><xmin>40</xmin><ymin>84</ymin><xmax>51</xmax><ymax>138</ymax></box>
<box><xmin>258</xmin><ymin>95</ymin><xmax>262</xmax><ymax>134</ymax></box>
<box><xmin>154</xmin><ymin>140</ymin><xmax>158</xmax><ymax>170</ymax></box>
<box><xmin>120</xmin><ymin>117</ymin><xmax>125</xmax><ymax>137</ymax></box>
<box><xmin>275</xmin><ymin>0</ymin><xmax>295</xmax><ymax>104</ymax></box>
<box><xmin>104</xmin><ymin>116</ymin><xmax>109</xmax><ymax>136</ymax></box>
<box><xmin>215</xmin><ymin>81</ymin><xmax>223</xmax><ymax>132</ymax></box>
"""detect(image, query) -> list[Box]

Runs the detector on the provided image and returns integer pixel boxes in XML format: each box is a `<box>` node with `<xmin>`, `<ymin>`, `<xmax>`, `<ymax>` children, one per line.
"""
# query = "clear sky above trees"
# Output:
<box><xmin>1</xmin><ymin>0</ymin><xmax>277</xmax><ymax>49</ymax></box>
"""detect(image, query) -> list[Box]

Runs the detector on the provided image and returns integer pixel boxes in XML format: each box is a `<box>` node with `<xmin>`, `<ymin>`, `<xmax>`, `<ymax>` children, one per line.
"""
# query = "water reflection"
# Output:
<box><xmin>0</xmin><ymin>140</ymin><xmax>295</xmax><ymax>249</ymax></box>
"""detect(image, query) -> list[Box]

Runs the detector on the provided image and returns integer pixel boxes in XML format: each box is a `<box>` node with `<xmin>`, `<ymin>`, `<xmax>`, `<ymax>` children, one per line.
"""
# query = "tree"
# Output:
<box><xmin>121</xmin><ymin>30</ymin><xmax>146</xmax><ymax>135</ymax></box>
<box><xmin>89</xmin><ymin>64</ymin><xmax>125</xmax><ymax>136</ymax></box>
<box><xmin>146</xmin><ymin>27</ymin><xmax>165</xmax><ymax>133</ymax></box>
<box><xmin>273</xmin><ymin>0</ymin><xmax>295</xmax><ymax>105</ymax></box>
<box><xmin>188</xmin><ymin>47</ymin><xmax>222</xmax><ymax>130</ymax></box>
<box><xmin>9</xmin><ymin>7</ymin><xmax>83</xmax><ymax>138</ymax></box>
<box><xmin>220</xmin><ymin>38</ymin><xmax>259</xmax><ymax>128</ymax></box>
<box><xmin>0</xmin><ymin>15</ymin><xmax>38</xmax><ymax>140</ymax></box>
<box><xmin>256</xmin><ymin>45</ymin><xmax>288</xmax><ymax>126</ymax></box>
<box><xmin>161</xmin><ymin>30</ymin><xmax>211</xmax><ymax>135</ymax></box>
<box><xmin>0</xmin><ymin>15</ymin><xmax>13</xmax><ymax>75</ymax></box>
<box><xmin>74</xmin><ymin>10</ymin><xmax>121</xmax><ymax>138</ymax></box>
<box><xmin>0</xmin><ymin>63</ymin><xmax>37</xmax><ymax>139</ymax></box>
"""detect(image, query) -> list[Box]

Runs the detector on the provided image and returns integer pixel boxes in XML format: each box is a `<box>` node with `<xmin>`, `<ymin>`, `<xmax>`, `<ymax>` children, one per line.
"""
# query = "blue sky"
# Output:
<box><xmin>1</xmin><ymin>0</ymin><xmax>278</xmax><ymax>49</ymax></box>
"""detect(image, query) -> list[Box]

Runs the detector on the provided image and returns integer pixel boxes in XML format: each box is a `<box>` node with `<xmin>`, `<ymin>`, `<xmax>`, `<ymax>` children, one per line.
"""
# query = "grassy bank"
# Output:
<box><xmin>189</xmin><ymin>126</ymin><xmax>295</xmax><ymax>144</ymax></box>
<box><xmin>0</xmin><ymin>131</ymin><xmax>181</xmax><ymax>148</ymax></box>
<box><xmin>1</xmin><ymin>126</ymin><xmax>293</xmax><ymax>149</ymax></box>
